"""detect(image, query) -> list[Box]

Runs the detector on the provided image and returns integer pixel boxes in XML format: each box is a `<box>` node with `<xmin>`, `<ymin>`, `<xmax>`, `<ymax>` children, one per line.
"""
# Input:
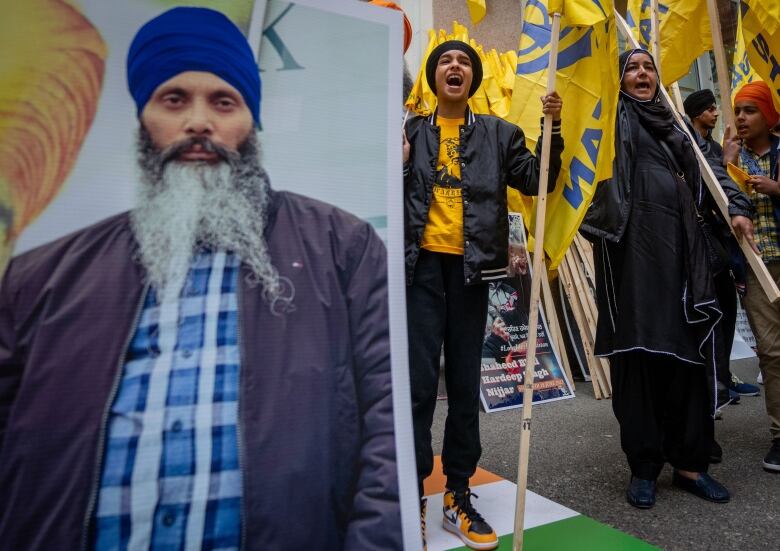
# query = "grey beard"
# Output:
<box><xmin>132</xmin><ymin>129</ymin><xmax>294</xmax><ymax>313</ymax></box>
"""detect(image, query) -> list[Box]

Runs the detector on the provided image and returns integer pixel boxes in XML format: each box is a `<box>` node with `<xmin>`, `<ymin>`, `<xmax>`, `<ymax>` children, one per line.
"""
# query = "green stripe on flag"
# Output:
<box><xmin>449</xmin><ymin>515</ymin><xmax>660</xmax><ymax>550</ymax></box>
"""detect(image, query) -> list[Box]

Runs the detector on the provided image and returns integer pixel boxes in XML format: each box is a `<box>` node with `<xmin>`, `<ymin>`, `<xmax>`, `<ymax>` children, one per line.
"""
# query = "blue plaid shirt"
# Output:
<box><xmin>93</xmin><ymin>251</ymin><xmax>242</xmax><ymax>550</ymax></box>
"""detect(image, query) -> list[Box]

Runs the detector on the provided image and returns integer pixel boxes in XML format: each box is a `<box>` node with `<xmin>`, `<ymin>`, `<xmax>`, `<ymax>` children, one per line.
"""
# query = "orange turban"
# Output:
<box><xmin>734</xmin><ymin>81</ymin><xmax>780</xmax><ymax>128</ymax></box>
<box><xmin>369</xmin><ymin>0</ymin><xmax>412</xmax><ymax>53</ymax></box>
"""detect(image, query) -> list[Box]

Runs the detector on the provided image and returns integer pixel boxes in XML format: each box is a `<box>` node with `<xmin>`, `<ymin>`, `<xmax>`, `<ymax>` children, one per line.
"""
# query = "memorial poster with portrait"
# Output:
<box><xmin>480</xmin><ymin>213</ymin><xmax>574</xmax><ymax>413</ymax></box>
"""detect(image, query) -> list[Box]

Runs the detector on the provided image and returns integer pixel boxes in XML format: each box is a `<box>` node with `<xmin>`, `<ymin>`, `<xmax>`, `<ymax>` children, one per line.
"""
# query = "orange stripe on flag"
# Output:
<box><xmin>423</xmin><ymin>456</ymin><xmax>504</xmax><ymax>496</ymax></box>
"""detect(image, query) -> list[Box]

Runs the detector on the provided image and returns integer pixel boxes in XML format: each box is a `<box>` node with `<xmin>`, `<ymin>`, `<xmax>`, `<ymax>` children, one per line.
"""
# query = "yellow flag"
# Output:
<box><xmin>466</xmin><ymin>0</ymin><xmax>487</xmax><ymax>25</ymax></box>
<box><xmin>405</xmin><ymin>29</ymin><xmax>439</xmax><ymax>116</ymax></box>
<box><xmin>731</xmin><ymin>6</ymin><xmax>760</xmax><ymax>105</ymax></box>
<box><xmin>741</xmin><ymin>0</ymin><xmax>780</xmax><ymax>113</ymax></box>
<box><xmin>500</xmin><ymin>51</ymin><xmax>518</xmax><ymax>93</ymax></box>
<box><xmin>453</xmin><ymin>21</ymin><xmax>470</xmax><ymax>42</ymax></box>
<box><xmin>745</xmin><ymin>0</ymin><xmax>780</xmax><ymax>34</ymax></box>
<box><xmin>625</xmin><ymin>0</ymin><xmax>712</xmax><ymax>84</ymax></box>
<box><xmin>548</xmin><ymin>0</ymin><xmax>608</xmax><ymax>26</ymax></box>
<box><xmin>479</xmin><ymin>45</ymin><xmax>510</xmax><ymax>118</ymax></box>
<box><xmin>507</xmin><ymin>0</ymin><xmax>618</xmax><ymax>269</ymax></box>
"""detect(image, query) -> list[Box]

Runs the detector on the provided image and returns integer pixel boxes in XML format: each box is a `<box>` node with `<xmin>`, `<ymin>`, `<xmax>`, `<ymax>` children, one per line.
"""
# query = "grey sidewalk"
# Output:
<box><xmin>431</xmin><ymin>358</ymin><xmax>780</xmax><ymax>550</ymax></box>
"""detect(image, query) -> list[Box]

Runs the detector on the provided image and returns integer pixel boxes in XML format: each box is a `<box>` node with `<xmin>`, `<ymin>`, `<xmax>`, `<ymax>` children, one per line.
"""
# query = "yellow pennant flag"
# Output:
<box><xmin>405</xmin><ymin>29</ymin><xmax>439</xmax><ymax>116</ymax></box>
<box><xmin>741</xmin><ymin>0</ymin><xmax>780</xmax><ymax>113</ymax></box>
<box><xmin>466</xmin><ymin>0</ymin><xmax>487</xmax><ymax>25</ymax></box>
<box><xmin>480</xmin><ymin>46</ymin><xmax>511</xmax><ymax>118</ymax></box>
<box><xmin>405</xmin><ymin>22</ymin><xmax>517</xmax><ymax>118</ymax></box>
<box><xmin>731</xmin><ymin>6</ymin><xmax>760</xmax><ymax>105</ymax></box>
<box><xmin>500</xmin><ymin>51</ymin><xmax>518</xmax><ymax>93</ymax></box>
<box><xmin>625</xmin><ymin>0</ymin><xmax>712</xmax><ymax>84</ymax></box>
<box><xmin>507</xmin><ymin>0</ymin><xmax>618</xmax><ymax>269</ymax></box>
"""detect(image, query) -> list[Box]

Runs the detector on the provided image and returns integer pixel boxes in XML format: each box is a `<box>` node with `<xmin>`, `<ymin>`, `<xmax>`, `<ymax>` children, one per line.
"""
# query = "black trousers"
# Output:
<box><xmin>407</xmin><ymin>250</ymin><xmax>489</xmax><ymax>496</ymax></box>
<box><xmin>713</xmin><ymin>269</ymin><xmax>737</xmax><ymax>389</ymax></box>
<box><xmin>610</xmin><ymin>350</ymin><xmax>713</xmax><ymax>480</ymax></box>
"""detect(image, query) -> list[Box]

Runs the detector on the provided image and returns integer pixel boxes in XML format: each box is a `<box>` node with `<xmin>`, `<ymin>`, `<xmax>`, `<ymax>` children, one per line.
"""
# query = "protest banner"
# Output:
<box><xmin>0</xmin><ymin>1</ymin><xmax>419</xmax><ymax>547</ymax></box>
<box><xmin>480</xmin><ymin>213</ymin><xmax>574</xmax><ymax>413</ymax></box>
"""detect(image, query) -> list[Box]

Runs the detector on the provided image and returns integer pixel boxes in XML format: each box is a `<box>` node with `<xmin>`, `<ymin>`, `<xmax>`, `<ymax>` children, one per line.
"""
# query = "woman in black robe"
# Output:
<box><xmin>581</xmin><ymin>49</ymin><xmax>730</xmax><ymax>509</ymax></box>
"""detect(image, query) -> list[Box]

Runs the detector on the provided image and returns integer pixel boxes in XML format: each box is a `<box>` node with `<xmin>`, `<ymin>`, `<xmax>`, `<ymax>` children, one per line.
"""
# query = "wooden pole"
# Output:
<box><xmin>615</xmin><ymin>10</ymin><xmax>780</xmax><ymax>303</ymax></box>
<box><xmin>559</xmin><ymin>253</ymin><xmax>606</xmax><ymax>398</ymax></box>
<box><xmin>540</xmin><ymin>269</ymin><xmax>575</xmax><ymax>390</ymax></box>
<box><xmin>512</xmin><ymin>11</ymin><xmax>561</xmax><ymax>551</ymax></box>
<box><xmin>650</xmin><ymin>0</ymin><xmax>662</xmax><ymax>82</ymax></box>
<box><xmin>705</xmin><ymin>0</ymin><xmax>735</xmax><ymax>131</ymax></box>
<box><xmin>670</xmin><ymin>82</ymin><xmax>685</xmax><ymax>114</ymax></box>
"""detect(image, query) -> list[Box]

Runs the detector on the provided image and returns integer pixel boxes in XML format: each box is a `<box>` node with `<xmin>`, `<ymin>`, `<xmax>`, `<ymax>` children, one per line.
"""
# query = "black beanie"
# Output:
<box><xmin>683</xmin><ymin>89</ymin><xmax>716</xmax><ymax>119</ymax></box>
<box><xmin>425</xmin><ymin>40</ymin><xmax>483</xmax><ymax>98</ymax></box>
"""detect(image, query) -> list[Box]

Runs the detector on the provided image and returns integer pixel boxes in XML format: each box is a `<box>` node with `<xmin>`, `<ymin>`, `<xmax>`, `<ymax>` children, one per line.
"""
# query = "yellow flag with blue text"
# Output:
<box><xmin>740</xmin><ymin>0</ymin><xmax>780</xmax><ymax>113</ymax></box>
<box><xmin>731</xmin><ymin>7</ymin><xmax>760</xmax><ymax>105</ymax></box>
<box><xmin>625</xmin><ymin>0</ymin><xmax>712</xmax><ymax>84</ymax></box>
<box><xmin>507</xmin><ymin>0</ymin><xmax>618</xmax><ymax>269</ymax></box>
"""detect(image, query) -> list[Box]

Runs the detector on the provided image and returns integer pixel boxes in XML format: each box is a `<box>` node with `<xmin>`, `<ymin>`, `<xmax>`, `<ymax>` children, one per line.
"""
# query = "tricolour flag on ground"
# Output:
<box><xmin>740</xmin><ymin>0</ymin><xmax>780</xmax><ymax>113</ymax></box>
<box><xmin>506</xmin><ymin>0</ymin><xmax>618</xmax><ymax>269</ymax></box>
<box><xmin>731</xmin><ymin>6</ymin><xmax>760</xmax><ymax>105</ymax></box>
<box><xmin>625</xmin><ymin>0</ymin><xmax>712</xmax><ymax>84</ymax></box>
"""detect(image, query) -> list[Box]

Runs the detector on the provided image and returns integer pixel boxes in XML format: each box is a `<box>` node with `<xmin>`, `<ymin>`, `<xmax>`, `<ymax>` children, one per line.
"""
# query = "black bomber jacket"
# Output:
<box><xmin>403</xmin><ymin>108</ymin><xmax>563</xmax><ymax>285</ymax></box>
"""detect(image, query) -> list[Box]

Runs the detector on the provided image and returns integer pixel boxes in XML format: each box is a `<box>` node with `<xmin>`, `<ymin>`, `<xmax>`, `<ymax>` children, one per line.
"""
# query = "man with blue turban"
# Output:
<box><xmin>0</xmin><ymin>7</ymin><xmax>400</xmax><ymax>550</ymax></box>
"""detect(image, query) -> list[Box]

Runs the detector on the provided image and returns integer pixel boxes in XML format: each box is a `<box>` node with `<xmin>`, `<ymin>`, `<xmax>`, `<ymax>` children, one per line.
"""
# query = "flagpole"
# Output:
<box><xmin>650</xmin><ymin>0</ymin><xmax>661</xmax><ymax>81</ymax></box>
<box><xmin>705</xmin><ymin>0</ymin><xmax>735</xmax><ymax>130</ymax></box>
<box><xmin>512</xmin><ymin>10</ymin><xmax>560</xmax><ymax>551</ymax></box>
<box><xmin>615</xmin><ymin>9</ymin><xmax>780</xmax><ymax>303</ymax></box>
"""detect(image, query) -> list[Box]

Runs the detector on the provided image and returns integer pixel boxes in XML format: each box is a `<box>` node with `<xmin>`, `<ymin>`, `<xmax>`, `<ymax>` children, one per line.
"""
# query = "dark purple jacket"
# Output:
<box><xmin>0</xmin><ymin>190</ymin><xmax>400</xmax><ymax>550</ymax></box>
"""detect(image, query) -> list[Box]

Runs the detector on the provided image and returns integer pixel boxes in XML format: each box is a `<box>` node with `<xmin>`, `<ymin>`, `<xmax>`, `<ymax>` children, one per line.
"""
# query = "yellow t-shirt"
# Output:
<box><xmin>421</xmin><ymin>116</ymin><xmax>464</xmax><ymax>254</ymax></box>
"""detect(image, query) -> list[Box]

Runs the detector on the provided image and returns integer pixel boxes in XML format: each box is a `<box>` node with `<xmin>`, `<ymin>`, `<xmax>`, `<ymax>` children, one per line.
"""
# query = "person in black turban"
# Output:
<box><xmin>683</xmin><ymin>89</ymin><xmax>719</xmax><ymax>142</ymax></box>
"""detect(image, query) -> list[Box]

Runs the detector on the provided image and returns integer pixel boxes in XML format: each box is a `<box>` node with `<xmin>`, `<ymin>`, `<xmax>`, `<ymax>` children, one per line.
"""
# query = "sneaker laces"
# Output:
<box><xmin>453</xmin><ymin>490</ymin><xmax>486</xmax><ymax>524</ymax></box>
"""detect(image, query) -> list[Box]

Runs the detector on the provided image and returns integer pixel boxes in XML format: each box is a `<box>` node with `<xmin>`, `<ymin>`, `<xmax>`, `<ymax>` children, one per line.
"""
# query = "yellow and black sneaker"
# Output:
<box><xmin>421</xmin><ymin>497</ymin><xmax>428</xmax><ymax>551</ymax></box>
<box><xmin>442</xmin><ymin>488</ymin><xmax>498</xmax><ymax>550</ymax></box>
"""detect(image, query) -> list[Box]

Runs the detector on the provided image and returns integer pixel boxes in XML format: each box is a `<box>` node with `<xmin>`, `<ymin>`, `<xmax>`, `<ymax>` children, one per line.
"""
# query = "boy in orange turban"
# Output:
<box><xmin>724</xmin><ymin>80</ymin><xmax>780</xmax><ymax>474</ymax></box>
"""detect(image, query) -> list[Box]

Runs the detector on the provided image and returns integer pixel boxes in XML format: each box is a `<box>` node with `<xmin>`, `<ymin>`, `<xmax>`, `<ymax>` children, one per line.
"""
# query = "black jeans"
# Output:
<box><xmin>407</xmin><ymin>250</ymin><xmax>489</xmax><ymax>496</ymax></box>
<box><xmin>610</xmin><ymin>350</ymin><xmax>713</xmax><ymax>480</ymax></box>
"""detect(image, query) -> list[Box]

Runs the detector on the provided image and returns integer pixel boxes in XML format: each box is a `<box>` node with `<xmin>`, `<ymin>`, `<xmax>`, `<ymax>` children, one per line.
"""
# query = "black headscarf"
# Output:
<box><xmin>618</xmin><ymin>49</ymin><xmax>698</xmax><ymax>189</ymax></box>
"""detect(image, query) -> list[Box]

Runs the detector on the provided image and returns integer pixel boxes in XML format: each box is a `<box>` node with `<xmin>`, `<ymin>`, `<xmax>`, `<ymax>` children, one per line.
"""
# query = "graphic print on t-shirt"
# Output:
<box><xmin>435</xmin><ymin>137</ymin><xmax>461</xmax><ymax>208</ymax></box>
<box><xmin>421</xmin><ymin>117</ymin><xmax>465</xmax><ymax>254</ymax></box>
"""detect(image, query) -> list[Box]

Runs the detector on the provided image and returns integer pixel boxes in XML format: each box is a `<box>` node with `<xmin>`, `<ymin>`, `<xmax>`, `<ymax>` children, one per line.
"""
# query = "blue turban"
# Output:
<box><xmin>127</xmin><ymin>7</ymin><xmax>261</xmax><ymax>124</ymax></box>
